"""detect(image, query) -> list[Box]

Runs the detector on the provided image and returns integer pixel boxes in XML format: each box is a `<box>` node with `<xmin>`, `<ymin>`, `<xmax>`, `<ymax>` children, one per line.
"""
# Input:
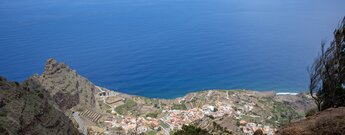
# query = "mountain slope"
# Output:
<box><xmin>277</xmin><ymin>107</ymin><xmax>345</xmax><ymax>135</ymax></box>
<box><xmin>37</xmin><ymin>58</ymin><xmax>98</xmax><ymax>113</ymax></box>
<box><xmin>0</xmin><ymin>77</ymin><xmax>81</xmax><ymax>135</ymax></box>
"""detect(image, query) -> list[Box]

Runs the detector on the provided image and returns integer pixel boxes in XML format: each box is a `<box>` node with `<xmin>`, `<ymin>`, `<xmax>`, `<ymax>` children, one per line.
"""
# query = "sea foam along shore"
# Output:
<box><xmin>276</xmin><ymin>92</ymin><xmax>299</xmax><ymax>95</ymax></box>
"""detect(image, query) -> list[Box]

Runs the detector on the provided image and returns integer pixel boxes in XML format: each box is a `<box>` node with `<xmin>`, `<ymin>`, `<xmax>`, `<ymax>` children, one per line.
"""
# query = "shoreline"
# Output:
<box><xmin>0</xmin><ymin>58</ymin><xmax>316</xmax><ymax>135</ymax></box>
<box><xmin>99</xmin><ymin>86</ymin><xmax>307</xmax><ymax>100</ymax></box>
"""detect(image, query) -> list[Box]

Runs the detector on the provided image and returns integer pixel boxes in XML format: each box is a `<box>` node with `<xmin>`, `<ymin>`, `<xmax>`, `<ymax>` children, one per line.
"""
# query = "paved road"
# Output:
<box><xmin>159</xmin><ymin>119</ymin><xmax>171</xmax><ymax>135</ymax></box>
<box><xmin>73</xmin><ymin>112</ymin><xmax>88</xmax><ymax>135</ymax></box>
<box><xmin>95</xmin><ymin>86</ymin><xmax>105</xmax><ymax>92</ymax></box>
<box><xmin>160</xmin><ymin>126</ymin><xmax>170</xmax><ymax>135</ymax></box>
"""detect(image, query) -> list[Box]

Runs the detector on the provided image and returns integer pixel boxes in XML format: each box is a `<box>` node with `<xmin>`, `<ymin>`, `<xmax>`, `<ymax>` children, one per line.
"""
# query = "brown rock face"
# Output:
<box><xmin>0</xmin><ymin>77</ymin><xmax>81</xmax><ymax>135</ymax></box>
<box><xmin>38</xmin><ymin>58</ymin><xmax>97</xmax><ymax>112</ymax></box>
<box><xmin>53</xmin><ymin>91</ymin><xmax>80</xmax><ymax>112</ymax></box>
<box><xmin>0</xmin><ymin>58</ymin><xmax>101</xmax><ymax>135</ymax></box>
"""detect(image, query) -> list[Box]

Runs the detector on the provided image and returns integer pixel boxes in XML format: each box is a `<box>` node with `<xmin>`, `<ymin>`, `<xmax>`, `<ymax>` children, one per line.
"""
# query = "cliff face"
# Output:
<box><xmin>38</xmin><ymin>58</ymin><xmax>97</xmax><ymax>112</ymax></box>
<box><xmin>0</xmin><ymin>58</ymin><xmax>101</xmax><ymax>135</ymax></box>
<box><xmin>0</xmin><ymin>77</ymin><xmax>81</xmax><ymax>135</ymax></box>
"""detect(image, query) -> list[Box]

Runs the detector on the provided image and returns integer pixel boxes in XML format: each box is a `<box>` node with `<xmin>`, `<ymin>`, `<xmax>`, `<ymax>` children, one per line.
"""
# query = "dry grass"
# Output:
<box><xmin>277</xmin><ymin>107</ymin><xmax>345</xmax><ymax>135</ymax></box>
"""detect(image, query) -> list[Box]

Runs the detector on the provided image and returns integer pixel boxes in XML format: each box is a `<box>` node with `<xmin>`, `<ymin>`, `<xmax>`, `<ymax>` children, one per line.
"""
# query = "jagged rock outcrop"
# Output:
<box><xmin>0</xmin><ymin>77</ymin><xmax>81</xmax><ymax>135</ymax></box>
<box><xmin>38</xmin><ymin>58</ymin><xmax>98</xmax><ymax>112</ymax></box>
<box><xmin>0</xmin><ymin>58</ymin><xmax>101</xmax><ymax>135</ymax></box>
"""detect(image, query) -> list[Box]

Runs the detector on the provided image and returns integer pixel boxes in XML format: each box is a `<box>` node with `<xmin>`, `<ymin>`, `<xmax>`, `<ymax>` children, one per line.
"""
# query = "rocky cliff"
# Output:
<box><xmin>0</xmin><ymin>58</ymin><xmax>102</xmax><ymax>135</ymax></box>
<box><xmin>37</xmin><ymin>58</ymin><xmax>98</xmax><ymax>113</ymax></box>
<box><xmin>0</xmin><ymin>76</ymin><xmax>81</xmax><ymax>135</ymax></box>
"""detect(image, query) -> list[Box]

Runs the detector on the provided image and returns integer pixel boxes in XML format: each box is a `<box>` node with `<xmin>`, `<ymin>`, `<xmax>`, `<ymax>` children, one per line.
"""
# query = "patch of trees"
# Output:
<box><xmin>309</xmin><ymin>17</ymin><xmax>345</xmax><ymax>111</ymax></box>
<box><xmin>173</xmin><ymin>125</ymin><xmax>210</xmax><ymax>135</ymax></box>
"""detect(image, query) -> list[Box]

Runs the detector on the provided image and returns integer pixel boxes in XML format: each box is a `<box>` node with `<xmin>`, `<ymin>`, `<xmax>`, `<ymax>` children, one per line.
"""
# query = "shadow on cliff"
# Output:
<box><xmin>0</xmin><ymin>76</ymin><xmax>81</xmax><ymax>135</ymax></box>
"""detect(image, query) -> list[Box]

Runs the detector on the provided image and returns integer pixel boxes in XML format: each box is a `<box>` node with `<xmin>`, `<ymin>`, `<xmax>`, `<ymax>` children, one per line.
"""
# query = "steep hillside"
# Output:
<box><xmin>0</xmin><ymin>77</ymin><xmax>81</xmax><ymax>135</ymax></box>
<box><xmin>277</xmin><ymin>107</ymin><xmax>345</xmax><ymax>135</ymax></box>
<box><xmin>37</xmin><ymin>58</ymin><xmax>99</xmax><ymax>113</ymax></box>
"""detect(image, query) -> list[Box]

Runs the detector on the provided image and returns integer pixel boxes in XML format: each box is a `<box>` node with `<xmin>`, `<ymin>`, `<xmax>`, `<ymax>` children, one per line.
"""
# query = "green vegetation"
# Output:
<box><xmin>169</xmin><ymin>131</ymin><xmax>175</xmax><ymax>135</ymax></box>
<box><xmin>99</xmin><ymin>102</ymin><xmax>111</xmax><ymax>111</ymax></box>
<box><xmin>206</xmin><ymin>115</ymin><xmax>215</xmax><ymax>119</ymax></box>
<box><xmin>106</xmin><ymin>110</ymin><xmax>112</xmax><ymax>114</ymax></box>
<box><xmin>305</xmin><ymin>108</ymin><xmax>318</xmax><ymax>117</ymax></box>
<box><xmin>270</xmin><ymin>101</ymin><xmax>302</xmax><ymax>126</ymax></box>
<box><xmin>211</xmin><ymin>122</ymin><xmax>232</xmax><ymax>135</ymax></box>
<box><xmin>159</xmin><ymin>120</ymin><xmax>169</xmax><ymax>128</ymax></box>
<box><xmin>241</xmin><ymin>115</ymin><xmax>260</xmax><ymax>123</ymax></box>
<box><xmin>144</xmin><ymin>97</ymin><xmax>157</xmax><ymax>105</ymax></box>
<box><xmin>115</xmin><ymin>99</ymin><xmax>137</xmax><ymax>115</ymax></box>
<box><xmin>258</xmin><ymin>99</ymin><xmax>266</xmax><ymax>104</ymax></box>
<box><xmin>171</xmin><ymin>103</ymin><xmax>187</xmax><ymax>110</ymax></box>
<box><xmin>273</xmin><ymin>102</ymin><xmax>289</xmax><ymax>113</ymax></box>
<box><xmin>146</xmin><ymin>111</ymin><xmax>160</xmax><ymax>118</ymax></box>
<box><xmin>173</xmin><ymin>125</ymin><xmax>210</xmax><ymax>135</ymax></box>
<box><xmin>146</xmin><ymin>130</ymin><xmax>157</xmax><ymax>135</ymax></box>
<box><xmin>309</xmin><ymin>17</ymin><xmax>345</xmax><ymax>111</ymax></box>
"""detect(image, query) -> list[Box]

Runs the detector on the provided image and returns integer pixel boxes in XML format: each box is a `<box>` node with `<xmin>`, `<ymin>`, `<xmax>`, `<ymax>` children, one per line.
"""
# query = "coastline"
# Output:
<box><xmin>96</xmin><ymin>86</ymin><xmax>305</xmax><ymax>100</ymax></box>
<box><xmin>93</xmin><ymin>85</ymin><xmax>315</xmax><ymax>134</ymax></box>
<box><xmin>0</xmin><ymin>59</ymin><xmax>316</xmax><ymax>135</ymax></box>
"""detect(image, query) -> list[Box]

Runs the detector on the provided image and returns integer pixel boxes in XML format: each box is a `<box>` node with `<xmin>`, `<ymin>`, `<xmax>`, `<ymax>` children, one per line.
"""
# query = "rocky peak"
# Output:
<box><xmin>38</xmin><ymin>58</ymin><xmax>97</xmax><ymax>112</ymax></box>
<box><xmin>43</xmin><ymin>58</ymin><xmax>69</xmax><ymax>77</ymax></box>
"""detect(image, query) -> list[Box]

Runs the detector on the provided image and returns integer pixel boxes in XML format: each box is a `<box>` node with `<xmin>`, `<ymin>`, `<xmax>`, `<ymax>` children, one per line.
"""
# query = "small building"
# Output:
<box><xmin>99</xmin><ymin>91</ymin><xmax>106</xmax><ymax>97</ymax></box>
<box><xmin>207</xmin><ymin>106</ymin><xmax>215</xmax><ymax>112</ymax></box>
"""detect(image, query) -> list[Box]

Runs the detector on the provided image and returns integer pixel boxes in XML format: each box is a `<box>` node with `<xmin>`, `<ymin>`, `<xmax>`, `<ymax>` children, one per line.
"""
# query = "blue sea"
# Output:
<box><xmin>1</xmin><ymin>0</ymin><xmax>345</xmax><ymax>98</ymax></box>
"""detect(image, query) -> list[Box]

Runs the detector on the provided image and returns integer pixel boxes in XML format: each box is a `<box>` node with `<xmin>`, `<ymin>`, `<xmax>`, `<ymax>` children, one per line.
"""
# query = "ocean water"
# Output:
<box><xmin>1</xmin><ymin>0</ymin><xmax>345</xmax><ymax>98</ymax></box>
